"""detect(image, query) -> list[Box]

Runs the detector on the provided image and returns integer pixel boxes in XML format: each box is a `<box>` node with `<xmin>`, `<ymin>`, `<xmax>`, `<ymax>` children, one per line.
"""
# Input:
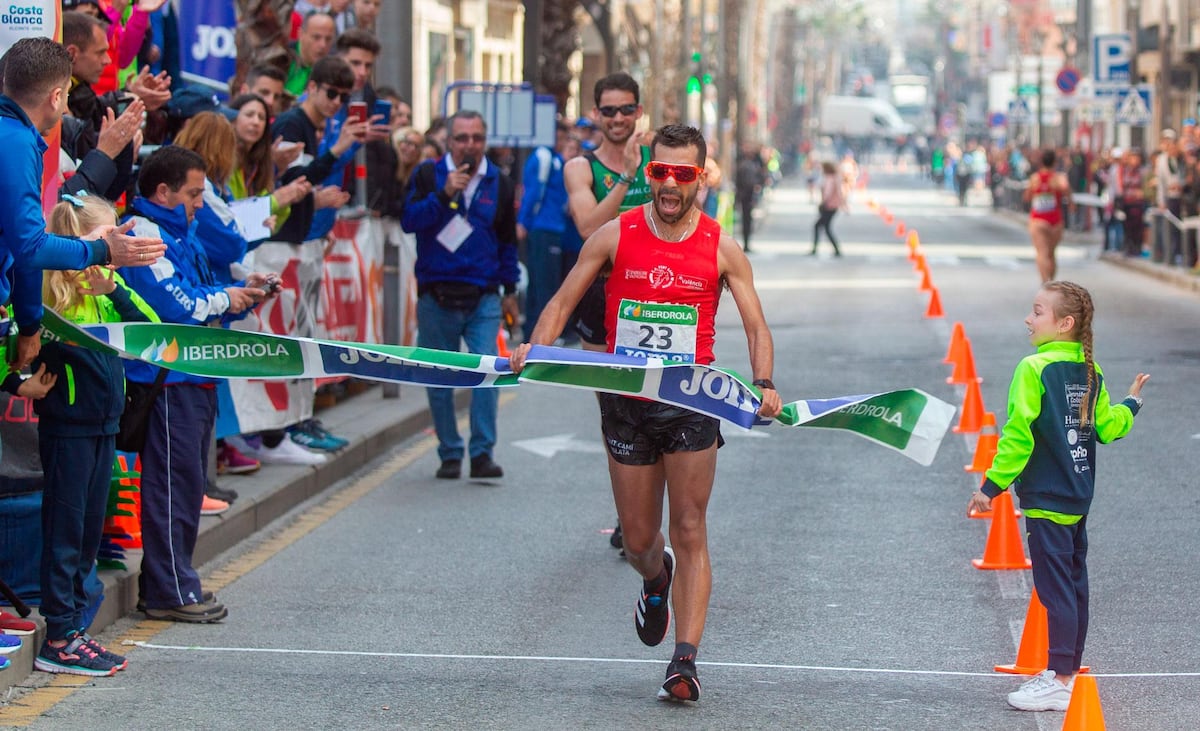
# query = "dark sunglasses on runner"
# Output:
<box><xmin>322</xmin><ymin>86</ymin><xmax>351</xmax><ymax>104</ymax></box>
<box><xmin>645</xmin><ymin>161</ymin><xmax>702</xmax><ymax>183</ymax></box>
<box><xmin>597</xmin><ymin>103</ymin><xmax>638</xmax><ymax>118</ymax></box>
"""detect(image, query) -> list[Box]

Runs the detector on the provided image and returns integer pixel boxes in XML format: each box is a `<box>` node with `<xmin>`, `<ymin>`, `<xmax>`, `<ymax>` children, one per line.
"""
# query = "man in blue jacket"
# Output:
<box><xmin>118</xmin><ymin>146</ymin><xmax>274</xmax><ymax>623</ymax></box>
<box><xmin>0</xmin><ymin>36</ymin><xmax>165</xmax><ymax>370</ymax></box>
<box><xmin>401</xmin><ymin>109</ymin><xmax>519</xmax><ymax>479</ymax></box>
<box><xmin>517</xmin><ymin>121</ymin><xmax>579</xmax><ymax>331</ymax></box>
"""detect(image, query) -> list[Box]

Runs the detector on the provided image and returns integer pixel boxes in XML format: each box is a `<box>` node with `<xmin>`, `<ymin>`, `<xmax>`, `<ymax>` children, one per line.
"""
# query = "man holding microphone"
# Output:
<box><xmin>401</xmin><ymin>109</ymin><xmax>519</xmax><ymax>480</ymax></box>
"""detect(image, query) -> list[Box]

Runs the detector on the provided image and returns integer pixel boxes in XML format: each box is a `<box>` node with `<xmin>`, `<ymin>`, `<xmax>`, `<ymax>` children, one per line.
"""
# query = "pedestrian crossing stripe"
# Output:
<box><xmin>1116</xmin><ymin>90</ymin><xmax>1151</xmax><ymax>125</ymax></box>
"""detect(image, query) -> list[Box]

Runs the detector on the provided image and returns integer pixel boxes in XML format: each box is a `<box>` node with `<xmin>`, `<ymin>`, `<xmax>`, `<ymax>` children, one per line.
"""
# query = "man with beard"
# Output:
<box><xmin>509</xmin><ymin>125</ymin><xmax>782</xmax><ymax>703</ymax></box>
<box><xmin>562</xmin><ymin>71</ymin><xmax>653</xmax><ymax>552</ymax></box>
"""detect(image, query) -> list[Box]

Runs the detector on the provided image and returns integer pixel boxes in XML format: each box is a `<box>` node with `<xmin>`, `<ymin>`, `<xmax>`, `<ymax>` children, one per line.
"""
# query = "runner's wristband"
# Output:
<box><xmin>752</xmin><ymin>378</ymin><xmax>775</xmax><ymax>390</ymax></box>
<box><xmin>617</xmin><ymin>173</ymin><xmax>635</xmax><ymax>186</ymax></box>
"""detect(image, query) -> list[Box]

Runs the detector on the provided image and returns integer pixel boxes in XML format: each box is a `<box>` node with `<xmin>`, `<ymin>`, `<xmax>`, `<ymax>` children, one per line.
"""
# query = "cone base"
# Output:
<box><xmin>972</xmin><ymin>557</ymin><xmax>1032</xmax><ymax>570</ymax></box>
<box><xmin>995</xmin><ymin>663</ymin><xmax>1089</xmax><ymax>675</ymax></box>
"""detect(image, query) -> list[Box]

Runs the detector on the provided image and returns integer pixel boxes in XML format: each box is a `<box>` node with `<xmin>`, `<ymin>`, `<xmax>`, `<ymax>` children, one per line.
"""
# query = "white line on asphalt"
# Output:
<box><xmin>755</xmin><ymin>278</ymin><xmax>915</xmax><ymax>289</ymax></box>
<box><xmin>128</xmin><ymin>642</ymin><xmax>1199</xmax><ymax>677</ymax></box>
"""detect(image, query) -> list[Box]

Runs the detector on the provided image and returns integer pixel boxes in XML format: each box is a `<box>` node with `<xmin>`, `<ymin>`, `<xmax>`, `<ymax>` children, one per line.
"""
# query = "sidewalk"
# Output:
<box><xmin>0</xmin><ymin>383</ymin><xmax>445</xmax><ymax>693</ymax></box>
<box><xmin>995</xmin><ymin>206</ymin><xmax>1200</xmax><ymax>295</ymax></box>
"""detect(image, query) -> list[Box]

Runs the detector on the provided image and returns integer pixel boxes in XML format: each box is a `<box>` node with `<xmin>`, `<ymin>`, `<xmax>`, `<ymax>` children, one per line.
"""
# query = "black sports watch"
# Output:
<box><xmin>752</xmin><ymin>378</ymin><xmax>775</xmax><ymax>391</ymax></box>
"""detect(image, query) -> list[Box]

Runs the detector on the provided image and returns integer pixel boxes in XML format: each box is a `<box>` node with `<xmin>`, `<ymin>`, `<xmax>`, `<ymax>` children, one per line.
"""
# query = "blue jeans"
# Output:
<box><xmin>417</xmin><ymin>292</ymin><xmax>500</xmax><ymax>462</ymax></box>
<box><xmin>524</xmin><ymin>229</ymin><xmax>563</xmax><ymax>333</ymax></box>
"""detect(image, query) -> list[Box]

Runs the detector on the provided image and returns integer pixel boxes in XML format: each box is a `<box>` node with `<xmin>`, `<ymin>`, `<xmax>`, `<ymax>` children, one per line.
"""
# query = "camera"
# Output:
<box><xmin>263</xmin><ymin>277</ymin><xmax>282</xmax><ymax>294</ymax></box>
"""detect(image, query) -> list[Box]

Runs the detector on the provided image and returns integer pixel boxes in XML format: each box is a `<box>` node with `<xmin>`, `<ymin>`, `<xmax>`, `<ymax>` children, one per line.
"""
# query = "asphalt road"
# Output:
<box><xmin>13</xmin><ymin>170</ymin><xmax>1200</xmax><ymax>730</ymax></box>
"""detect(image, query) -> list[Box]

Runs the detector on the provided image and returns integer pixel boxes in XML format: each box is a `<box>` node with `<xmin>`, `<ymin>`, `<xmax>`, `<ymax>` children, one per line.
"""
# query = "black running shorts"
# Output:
<box><xmin>597</xmin><ymin>392</ymin><xmax>723</xmax><ymax>465</ymax></box>
<box><xmin>570</xmin><ymin>276</ymin><xmax>608</xmax><ymax>346</ymax></box>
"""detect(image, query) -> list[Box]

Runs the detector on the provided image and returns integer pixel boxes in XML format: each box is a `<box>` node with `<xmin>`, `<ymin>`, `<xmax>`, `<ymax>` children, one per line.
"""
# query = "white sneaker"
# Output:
<box><xmin>255</xmin><ymin>438</ymin><xmax>327</xmax><ymax>466</ymax></box>
<box><xmin>1006</xmin><ymin>670</ymin><xmax>1073</xmax><ymax>711</ymax></box>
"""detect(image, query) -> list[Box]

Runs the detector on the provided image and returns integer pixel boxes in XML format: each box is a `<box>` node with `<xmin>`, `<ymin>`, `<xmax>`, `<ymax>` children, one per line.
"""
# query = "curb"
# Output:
<box><xmin>1098</xmin><ymin>251</ymin><xmax>1200</xmax><ymax>295</ymax></box>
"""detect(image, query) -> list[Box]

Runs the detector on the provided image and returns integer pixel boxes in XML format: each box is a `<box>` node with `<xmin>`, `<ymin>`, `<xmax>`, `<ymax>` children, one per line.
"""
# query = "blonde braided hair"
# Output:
<box><xmin>1044</xmin><ymin>280</ymin><xmax>1096</xmax><ymax>426</ymax></box>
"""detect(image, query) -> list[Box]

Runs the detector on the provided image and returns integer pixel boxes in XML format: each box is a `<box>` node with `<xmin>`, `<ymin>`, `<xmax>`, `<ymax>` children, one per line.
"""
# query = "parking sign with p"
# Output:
<box><xmin>1093</xmin><ymin>33</ymin><xmax>1132</xmax><ymax>86</ymax></box>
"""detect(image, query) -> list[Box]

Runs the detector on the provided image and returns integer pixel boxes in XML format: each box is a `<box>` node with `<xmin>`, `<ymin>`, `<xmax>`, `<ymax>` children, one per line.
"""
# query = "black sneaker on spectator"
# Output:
<box><xmin>80</xmin><ymin>632</ymin><xmax>127</xmax><ymax>671</ymax></box>
<box><xmin>35</xmin><ymin>636</ymin><xmax>116</xmax><ymax>677</ymax></box>
<box><xmin>469</xmin><ymin>454</ymin><xmax>503</xmax><ymax>478</ymax></box>
<box><xmin>436</xmin><ymin>459</ymin><xmax>461</xmax><ymax>479</ymax></box>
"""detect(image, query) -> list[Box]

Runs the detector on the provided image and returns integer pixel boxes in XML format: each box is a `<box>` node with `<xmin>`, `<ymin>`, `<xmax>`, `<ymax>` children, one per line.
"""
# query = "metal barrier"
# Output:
<box><xmin>993</xmin><ymin>178</ymin><xmax>1198</xmax><ymax>267</ymax></box>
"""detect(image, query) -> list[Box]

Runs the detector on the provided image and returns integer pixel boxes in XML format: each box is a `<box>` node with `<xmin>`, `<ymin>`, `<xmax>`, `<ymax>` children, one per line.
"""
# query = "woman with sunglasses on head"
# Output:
<box><xmin>512</xmin><ymin>124</ymin><xmax>782</xmax><ymax>704</ymax></box>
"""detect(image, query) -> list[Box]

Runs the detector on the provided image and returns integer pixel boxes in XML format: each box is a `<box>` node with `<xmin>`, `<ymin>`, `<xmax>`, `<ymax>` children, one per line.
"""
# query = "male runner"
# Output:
<box><xmin>563</xmin><ymin>72</ymin><xmax>653</xmax><ymax>551</ymax></box>
<box><xmin>511</xmin><ymin>124</ymin><xmax>782</xmax><ymax>702</ymax></box>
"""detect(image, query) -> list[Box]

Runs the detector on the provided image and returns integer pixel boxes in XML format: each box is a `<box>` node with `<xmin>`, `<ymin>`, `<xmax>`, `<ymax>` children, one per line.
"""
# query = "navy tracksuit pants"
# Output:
<box><xmin>138</xmin><ymin>384</ymin><xmax>215</xmax><ymax>609</ymax></box>
<box><xmin>1026</xmin><ymin>516</ymin><xmax>1089</xmax><ymax>676</ymax></box>
<box><xmin>38</xmin><ymin>432</ymin><xmax>115</xmax><ymax>641</ymax></box>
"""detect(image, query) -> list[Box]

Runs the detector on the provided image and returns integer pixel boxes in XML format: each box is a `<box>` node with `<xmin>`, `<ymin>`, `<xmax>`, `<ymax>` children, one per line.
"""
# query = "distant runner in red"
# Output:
<box><xmin>1024</xmin><ymin>148</ymin><xmax>1071</xmax><ymax>282</ymax></box>
<box><xmin>510</xmin><ymin>124</ymin><xmax>782</xmax><ymax>703</ymax></box>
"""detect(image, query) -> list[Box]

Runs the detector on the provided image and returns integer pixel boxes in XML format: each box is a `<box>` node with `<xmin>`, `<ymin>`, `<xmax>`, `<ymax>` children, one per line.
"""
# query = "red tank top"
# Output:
<box><xmin>1028</xmin><ymin>170</ymin><xmax>1063</xmax><ymax>225</ymax></box>
<box><xmin>605</xmin><ymin>206</ymin><xmax>721</xmax><ymax>365</ymax></box>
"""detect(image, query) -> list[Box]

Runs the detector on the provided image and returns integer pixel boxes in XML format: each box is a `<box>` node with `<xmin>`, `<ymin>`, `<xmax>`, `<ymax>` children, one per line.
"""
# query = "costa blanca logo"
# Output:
<box><xmin>2</xmin><ymin>5</ymin><xmax>43</xmax><ymax>26</ymax></box>
<box><xmin>140</xmin><ymin>338</ymin><xmax>180</xmax><ymax>363</ymax></box>
<box><xmin>648</xmin><ymin>265</ymin><xmax>675</xmax><ymax>288</ymax></box>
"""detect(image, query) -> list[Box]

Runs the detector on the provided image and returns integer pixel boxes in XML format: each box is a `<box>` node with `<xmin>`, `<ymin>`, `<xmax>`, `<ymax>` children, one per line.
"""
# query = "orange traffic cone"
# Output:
<box><xmin>895</xmin><ymin>222</ymin><xmax>906</xmax><ymax>238</ymax></box>
<box><xmin>924</xmin><ymin>287</ymin><xmax>944</xmax><ymax>318</ymax></box>
<box><xmin>906</xmin><ymin>230</ymin><xmax>920</xmax><ymax>250</ymax></box>
<box><xmin>953</xmin><ymin>378</ymin><xmax>985</xmax><ymax>433</ymax></box>
<box><xmin>919</xmin><ymin>265</ymin><xmax>934</xmax><ymax>292</ymax></box>
<box><xmin>995</xmin><ymin>588</ymin><xmax>1050</xmax><ymax>674</ymax></box>
<box><xmin>946</xmin><ymin>336</ymin><xmax>980</xmax><ymax>385</ymax></box>
<box><xmin>1062</xmin><ymin>675</ymin><xmax>1106</xmax><ymax>730</ymax></box>
<box><xmin>913</xmin><ymin>251</ymin><xmax>927</xmax><ymax>273</ymax></box>
<box><xmin>883</xmin><ymin>211</ymin><xmax>894</xmax><ymax>225</ymax></box>
<box><xmin>965</xmin><ymin>411</ymin><xmax>998</xmax><ymax>472</ymax></box>
<box><xmin>972</xmin><ymin>491</ymin><xmax>1031</xmax><ymax>569</ymax></box>
<box><xmin>944</xmin><ymin>322</ymin><xmax>966</xmax><ymax>365</ymax></box>
<box><xmin>496</xmin><ymin>326</ymin><xmax>512</xmax><ymax>357</ymax></box>
<box><xmin>995</xmin><ymin>588</ymin><xmax>1091</xmax><ymax>674</ymax></box>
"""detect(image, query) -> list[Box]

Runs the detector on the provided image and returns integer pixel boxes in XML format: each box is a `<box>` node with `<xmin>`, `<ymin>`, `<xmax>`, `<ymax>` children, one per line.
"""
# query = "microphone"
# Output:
<box><xmin>450</xmin><ymin>156</ymin><xmax>476</xmax><ymax>211</ymax></box>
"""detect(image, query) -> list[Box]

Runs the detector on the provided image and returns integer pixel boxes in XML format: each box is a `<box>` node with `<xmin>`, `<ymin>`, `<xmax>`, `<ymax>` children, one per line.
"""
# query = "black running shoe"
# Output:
<box><xmin>610</xmin><ymin>520</ymin><xmax>623</xmax><ymax>549</ymax></box>
<box><xmin>658</xmin><ymin>656</ymin><xmax>701</xmax><ymax>702</ymax></box>
<box><xmin>634</xmin><ymin>546</ymin><xmax>674</xmax><ymax>646</ymax></box>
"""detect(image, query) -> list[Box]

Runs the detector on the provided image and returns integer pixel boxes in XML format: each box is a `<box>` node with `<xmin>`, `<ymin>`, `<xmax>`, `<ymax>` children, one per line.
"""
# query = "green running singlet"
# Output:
<box><xmin>587</xmin><ymin>147</ymin><xmax>653</xmax><ymax>209</ymax></box>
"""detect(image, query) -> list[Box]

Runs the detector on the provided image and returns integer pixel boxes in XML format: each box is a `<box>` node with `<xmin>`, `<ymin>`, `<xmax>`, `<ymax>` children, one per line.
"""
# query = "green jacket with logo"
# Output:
<box><xmin>980</xmin><ymin>341</ymin><xmax>1140</xmax><ymax>520</ymax></box>
<box><xmin>33</xmin><ymin>273</ymin><xmax>157</xmax><ymax>437</ymax></box>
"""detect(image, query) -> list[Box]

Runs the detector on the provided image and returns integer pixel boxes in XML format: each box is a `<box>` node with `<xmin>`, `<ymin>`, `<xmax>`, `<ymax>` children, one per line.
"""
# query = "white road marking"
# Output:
<box><xmin>129</xmin><ymin>642</ymin><xmax>1198</xmax><ymax>677</ymax></box>
<box><xmin>512</xmin><ymin>433</ymin><xmax>606</xmax><ymax>458</ymax></box>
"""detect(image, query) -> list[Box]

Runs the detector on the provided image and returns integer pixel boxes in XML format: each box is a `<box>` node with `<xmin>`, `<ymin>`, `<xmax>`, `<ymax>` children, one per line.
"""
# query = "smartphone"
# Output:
<box><xmin>373</xmin><ymin>99</ymin><xmax>392</xmax><ymax>127</ymax></box>
<box><xmin>113</xmin><ymin>95</ymin><xmax>135</xmax><ymax>116</ymax></box>
<box><xmin>348</xmin><ymin>101</ymin><xmax>368</xmax><ymax>124</ymax></box>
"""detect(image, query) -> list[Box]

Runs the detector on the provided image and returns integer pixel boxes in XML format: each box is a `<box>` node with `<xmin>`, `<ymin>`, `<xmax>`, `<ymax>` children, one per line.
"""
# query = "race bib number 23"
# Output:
<box><xmin>613</xmin><ymin>299</ymin><xmax>698</xmax><ymax>363</ymax></box>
